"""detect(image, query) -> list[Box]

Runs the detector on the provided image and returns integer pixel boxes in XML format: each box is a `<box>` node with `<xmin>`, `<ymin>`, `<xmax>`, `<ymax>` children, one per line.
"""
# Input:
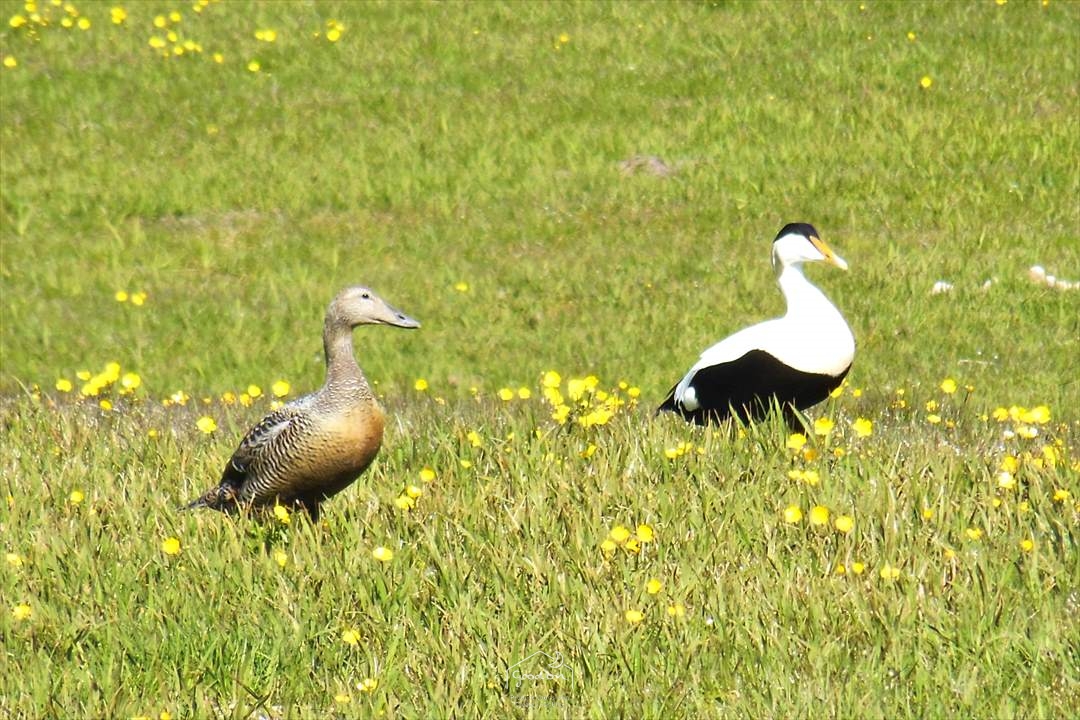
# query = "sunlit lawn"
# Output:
<box><xmin>1</xmin><ymin>1</ymin><xmax>1078</xmax><ymax>718</ymax></box>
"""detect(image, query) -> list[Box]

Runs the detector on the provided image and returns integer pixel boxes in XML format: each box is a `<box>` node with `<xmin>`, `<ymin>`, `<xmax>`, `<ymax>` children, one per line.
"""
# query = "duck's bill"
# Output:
<box><xmin>810</xmin><ymin>235</ymin><xmax>849</xmax><ymax>270</ymax></box>
<box><xmin>385</xmin><ymin>305</ymin><xmax>421</xmax><ymax>329</ymax></box>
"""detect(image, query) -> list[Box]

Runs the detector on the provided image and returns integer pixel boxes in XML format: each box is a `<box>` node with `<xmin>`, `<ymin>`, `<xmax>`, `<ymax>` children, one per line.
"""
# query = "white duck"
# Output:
<box><xmin>659</xmin><ymin>223</ymin><xmax>854</xmax><ymax>427</ymax></box>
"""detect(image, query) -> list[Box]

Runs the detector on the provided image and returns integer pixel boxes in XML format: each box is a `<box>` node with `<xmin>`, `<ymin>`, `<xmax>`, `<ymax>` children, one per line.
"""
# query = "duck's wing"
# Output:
<box><xmin>220</xmin><ymin>402</ymin><xmax>308</xmax><ymax>491</ymax></box>
<box><xmin>185</xmin><ymin>400</ymin><xmax>312</xmax><ymax>511</ymax></box>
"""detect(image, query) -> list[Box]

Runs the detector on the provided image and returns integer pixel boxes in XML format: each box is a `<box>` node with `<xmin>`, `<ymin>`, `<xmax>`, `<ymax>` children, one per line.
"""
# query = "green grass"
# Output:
<box><xmin>1</xmin><ymin>1</ymin><xmax>1078</xmax><ymax>717</ymax></box>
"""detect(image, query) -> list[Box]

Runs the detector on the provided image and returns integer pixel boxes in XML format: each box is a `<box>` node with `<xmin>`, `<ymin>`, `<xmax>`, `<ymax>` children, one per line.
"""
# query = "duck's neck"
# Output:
<box><xmin>322</xmin><ymin>321</ymin><xmax>373</xmax><ymax>400</ymax></box>
<box><xmin>777</xmin><ymin>263</ymin><xmax>843</xmax><ymax>323</ymax></box>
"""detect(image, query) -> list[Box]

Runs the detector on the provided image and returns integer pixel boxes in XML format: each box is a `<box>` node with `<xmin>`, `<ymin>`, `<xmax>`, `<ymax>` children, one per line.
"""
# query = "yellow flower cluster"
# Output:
<box><xmin>57</xmin><ymin>361</ymin><xmax>142</xmax><ymax>399</ymax></box>
<box><xmin>393</xmin><ymin>484</ymin><xmax>423</xmax><ymax>512</ymax></box>
<box><xmin>663</xmin><ymin>441</ymin><xmax>701</xmax><ymax>460</ymax></box>
<box><xmin>540</xmin><ymin>371</ymin><xmax>639</xmax><ymax>428</ymax></box>
<box><xmin>783</xmin><ymin>503</ymin><xmax>855</xmax><ymax>535</ymax></box>
<box><xmin>115</xmin><ymin>289</ymin><xmax>148</xmax><ymax>305</ymax></box>
<box><xmin>600</xmin><ymin>523</ymin><xmax>653</xmax><ymax>559</ymax></box>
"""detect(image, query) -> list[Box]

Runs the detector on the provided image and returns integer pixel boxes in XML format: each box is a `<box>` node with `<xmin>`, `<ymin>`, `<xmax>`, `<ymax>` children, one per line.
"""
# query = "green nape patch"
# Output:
<box><xmin>2</xmin><ymin>0</ymin><xmax>1079</xmax><ymax>717</ymax></box>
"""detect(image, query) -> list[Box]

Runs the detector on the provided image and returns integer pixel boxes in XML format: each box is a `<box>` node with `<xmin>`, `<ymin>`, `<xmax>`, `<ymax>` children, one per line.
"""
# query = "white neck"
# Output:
<box><xmin>773</xmin><ymin>263</ymin><xmax>854</xmax><ymax>375</ymax></box>
<box><xmin>778</xmin><ymin>264</ymin><xmax>839</xmax><ymax>321</ymax></box>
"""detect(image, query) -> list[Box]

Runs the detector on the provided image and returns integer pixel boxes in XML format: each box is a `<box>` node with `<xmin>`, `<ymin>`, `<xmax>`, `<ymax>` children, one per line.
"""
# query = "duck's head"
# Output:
<box><xmin>771</xmin><ymin>222</ymin><xmax>848</xmax><ymax>272</ymax></box>
<box><xmin>329</xmin><ymin>286</ymin><xmax>420</xmax><ymax>329</ymax></box>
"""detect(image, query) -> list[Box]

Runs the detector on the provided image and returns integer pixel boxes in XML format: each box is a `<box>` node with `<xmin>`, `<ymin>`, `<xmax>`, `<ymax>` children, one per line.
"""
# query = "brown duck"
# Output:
<box><xmin>186</xmin><ymin>286</ymin><xmax>419</xmax><ymax>521</ymax></box>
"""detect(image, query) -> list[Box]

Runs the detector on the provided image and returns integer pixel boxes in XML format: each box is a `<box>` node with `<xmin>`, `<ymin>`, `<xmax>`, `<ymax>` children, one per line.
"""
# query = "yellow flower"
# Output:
<box><xmin>453</xmin><ymin>281</ymin><xmax>469</xmax><ymax>293</ymax></box>
<box><xmin>99</xmin><ymin>400</ymin><xmax>113</xmax><ymax>412</ymax></box>
<box><xmin>809</xmin><ymin>505</ymin><xmax>830</xmax><ymax>526</ymax></box>
<box><xmin>517</xmin><ymin>387</ymin><xmax>531</xmax><ymax>400</ymax></box>
<box><xmin>566</xmin><ymin>378</ymin><xmax>586</xmax><ymax>402</ymax></box>
<box><xmin>12</xmin><ymin>603</ymin><xmax>32</xmax><ymax>621</ymax></box>
<box><xmin>787</xmin><ymin>469</ymin><xmax>821</xmax><ymax>486</ymax></box>
<box><xmin>273</xmin><ymin>550</ymin><xmax>288</xmax><ymax>568</ymax></box>
<box><xmin>624</xmin><ymin>609</ymin><xmax>644</xmax><ymax>624</ymax></box>
<box><xmin>6</xmin><ymin>552</ymin><xmax>24</xmax><ymax>568</ymax></box>
<box><xmin>405</xmin><ymin>485</ymin><xmax>423</xmax><ymax>500</ymax></box>
<box><xmin>906</xmin><ymin>31</ymin><xmax>916</xmax><ymax>41</ymax></box>
<box><xmin>1041</xmin><ymin>445</ymin><xmax>1059</xmax><ymax>467</ymax></box>
<box><xmin>120</xmin><ymin>372</ymin><xmax>141</xmax><ymax>391</ymax></box>
<box><xmin>783</xmin><ymin>505</ymin><xmax>803</xmax><ymax>524</ymax></box>
<box><xmin>940</xmin><ymin>378</ymin><xmax>957</xmax><ymax>394</ymax></box>
<box><xmin>212</xmin><ymin>52</ymin><xmax>224</xmax><ymax>64</ymax></box>
<box><xmin>161</xmin><ymin>537</ymin><xmax>181</xmax><ymax>556</ymax></box>
<box><xmin>635</xmin><ymin>524</ymin><xmax>655</xmax><ymax>543</ymax></box>
<box><xmin>1052</xmin><ymin>489</ymin><xmax>1070</xmax><ymax>503</ymax></box>
<box><xmin>255</xmin><ymin>28</ymin><xmax>277</xmax><ymax>42</ymax></box>
<box><xmin>196</xmin><ymin>416</ymin><xmax>217</xmax><ymax>434</ymax></box>
<box><xmin>609</xmin><ymin>525</ymin><xmax>631</xmax><ymax>543</ymax></box>
<box><xmin>600</xmin><ymin>538</ymin><xmax>617</xmax><ymax>558</ymax></box>
<box><xmin>965</xmin><ymin>527</ymin><xmax>983</xmax><ymax>541</ymax></box>
<box><xmin>558</xmin><ymin>32</ymin><xmax>570</xmax><ymax>44</ymax></box>
<box><xmin>271</xmin><ymin>380</ymin><xmax>290</xmax><ymax>398</ymax></box>
<box><xmin>55</xmin><ymin>378</ymin><xmax>73</xmax><ymax>392</ymax></box>
<box><xmin>466</xmin><ymin>430</ymin><xmax>482</xmax><ymax>448</ymax></box>
<box><xmin>2</xmin><ymin>55</ymin><xmax>16</xmax><ymax>69</ymax></box>
<box><xmin>542</xmin><ymin>370</ymin><xmax>561</xmax><ymax>388</ymax></box>
<box><xmin>393</xmin><ymin>495</ymin><xmax>415</xmax><ymax>511</ymax></box>
<box><xmin>786</xmin><ymin>433</ymin><xmax>807</xmax><ymax>451</ymax></box>
<box><xmin>273</xmin><ymin>504</ymin><xmax>291</xmax><ymax>524</ymax></box>
<box><xmin>813</xmin><ymin>417</ymin><xmax>835</xmax><ymax>436</ymax></box>
<box><xmin>920</xmin><ymin>75</ymin><xmax>933</xmax><ymax>89</ymax></box>
<box><xmin>666</xmin><ymin>603</ymin><xmax>686</xmax><ymax>618</ymax></box>
<box><xmin>419</xmin><ymin>467</ymin><xmax>436</xmax><ymax>483</ymax></box>
<box><xmin>9</xmin><ymin>15</ymin><xmax>27</xmax><ymax>28</ymax></box>
<box><xmin>646</xmin><ymin>578</ymin><xmax>663</xmax><ymax>595</ymax></box>
<box><xmin>624</xmin><ymin>537</ymin><xmax>641</xmax><ymax>554</ymax></box>
<box><xmin>1019</xmin><ymin>539</ymin><xmax>1034</xmax><ymax>553</ymax></box>
<box><xmin>372</xmin><ymin>546</ymin><xmax>394</xmax><ymax>563</ymax></box>
<box><xmin>834</xmin><ymin>514</ymin><xmax>854</xmax><ymax>534</ymax></box>
<box><xmin>247</xmin><ymin>60</ymin><xmax>261</xmax><ymax>73</ymax></box>
<box><xmin>77</xmin><ymin>16</ymin><xmax>90</xmax><ymax>30</ymax></box>
<box><xmin>459</xmin><ymin>459</ymin><xmax>472</xmax><ymax>469</ymax></box>
<box><xmin>926</xmin><ymin>414</ymin><xmax>942</xmax><ymax>425</ymax></box>
<box><xmin>341</xmin><ymin>628</ymin><xmax>361</xmax><ymax>646</ymax></box>
<box><xmin>413</xmin><ymin>378</ymin><xmax>428</xmax><ymax>391</ymax></box>
<box><xmin>851</xmin><ymin>562</ymin><xmax>865</xmax><ymax>575</ymax></box>
<box><xmin>333</xmin><ymin>694</ymin><xmax>350</xmax><ymax>705</ymax></box>
<box><xmin>357</xmin><ymin>677</ymin><xmax>378</xmax><ymax>693</ymax></box>
<box><xmin>879</xmin><ymin>564</ymin><xmax>901</xmax><ymax>580</ymax></box>
<box><xmin>997</xmin><ymin>471</ymin><xmax>1016</xmax><ymax>490</ymax></box>
<box><xmin>1023</xmin><ymin>405</ymin><xmax>1051</xmax><ymax>424</ymax></box>
<box><xmin>69</xmin><ymin>489</ymin><xmax>84</xmax><ymax>504</ymax></box>
<box><xmin>497</xmin><ymin>388</ymin><xmax>514</xmax><ymax>401</ymax></box>
<box><xmin>327</xmin><ymin>27</ymin><xmax>342</xmax><ymax>42</ymax></box>
<box><xmin>851</xmin><ymin>418</ymin><xmax>873</xmax><ymax>438</ymax></box>
<box><xmin>110</xmin><ymin>7</ymin><xmax>126</xmax><ymax>24</ymax></box>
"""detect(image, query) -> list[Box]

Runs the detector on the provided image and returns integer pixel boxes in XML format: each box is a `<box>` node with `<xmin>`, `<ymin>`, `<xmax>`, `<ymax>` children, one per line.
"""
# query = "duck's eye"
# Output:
<box><xmin>361</xmin><ymin>292</ymin><xmax>370</xmax><ymax>300</ymax></box>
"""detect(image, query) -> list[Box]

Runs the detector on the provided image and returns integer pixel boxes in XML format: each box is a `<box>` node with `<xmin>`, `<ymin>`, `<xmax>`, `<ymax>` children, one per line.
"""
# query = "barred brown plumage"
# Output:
<box><xmin>185</xmin><ymin>286</ymin><xmax>420</xmax><ymax>521</ymax></box>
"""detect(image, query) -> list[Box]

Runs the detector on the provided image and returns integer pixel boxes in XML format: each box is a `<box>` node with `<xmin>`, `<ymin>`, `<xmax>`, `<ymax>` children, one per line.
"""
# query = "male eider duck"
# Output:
<box><xmin>186</xmin><ymin>286</ymin><xmax>419</xmax><ymax>521</ymax></box>
<box><xmin>658</xmin><ymin>223</ymin><xmax>854</xmax><ymax>428</ymax></box>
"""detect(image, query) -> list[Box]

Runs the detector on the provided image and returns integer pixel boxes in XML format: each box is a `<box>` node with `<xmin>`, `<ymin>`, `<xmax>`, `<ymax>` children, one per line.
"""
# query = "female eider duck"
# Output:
<box><xmin>658</xmin><ymin>223</ymin><xmax>854</xmax><ymax>428</ymax></box>
<box><xmin>186</xmin><ymin>286</ymin><xmax>419</xmax><ymax>521</ymax></box>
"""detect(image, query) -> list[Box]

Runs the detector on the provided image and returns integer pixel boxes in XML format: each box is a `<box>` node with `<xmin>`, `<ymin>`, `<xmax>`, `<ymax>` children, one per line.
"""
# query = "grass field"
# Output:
<box><xmin>2</xmin><ymin>0</ymin><xmax>1079</xmax><ymax>717</ymax></box>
